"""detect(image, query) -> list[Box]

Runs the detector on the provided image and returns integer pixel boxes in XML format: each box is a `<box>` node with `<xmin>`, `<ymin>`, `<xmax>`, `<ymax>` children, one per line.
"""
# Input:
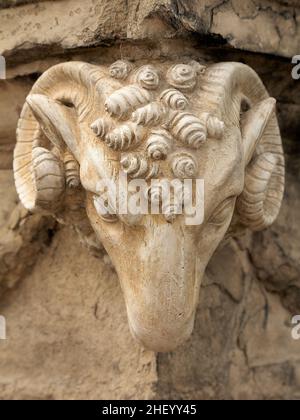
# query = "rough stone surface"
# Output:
<box><xmin>0</xmin><ymin>0</ymin><xmax>299</xmax><ymax>401</ymax></box>
<box><xmin>0</xmin><ymin>0</ymin><xmax>299</xmax><ymax>64</ymax></box>
<box><xmin>0</xmin><ymin>0</ymin><xmax>45</xmax><ymax>7</ymax></box>
<box><xmin>0</xmin><ymin>170</ymin><xmax>17</xmax><ymax>229</ymax></box>
<box><xmin>0</xmin><ymin>170</ymin><xmax>56</xmax><ymax>296</ymax></box>
<box><xmin>0</xmin><ymin>227</ymin><xmax>157</xmax><ymax>400</ymax></box>
<box><xmin>0</xmin><ymin>78</ymin><xmax>32</xmax><ymax>169</ymax></box>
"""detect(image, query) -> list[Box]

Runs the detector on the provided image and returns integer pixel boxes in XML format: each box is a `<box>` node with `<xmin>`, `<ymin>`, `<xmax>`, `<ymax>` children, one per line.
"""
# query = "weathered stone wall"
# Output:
<box><xmin>0</xmin><ymin>0</ymin><xmax>299</xmax><ymax>400</ymax></box>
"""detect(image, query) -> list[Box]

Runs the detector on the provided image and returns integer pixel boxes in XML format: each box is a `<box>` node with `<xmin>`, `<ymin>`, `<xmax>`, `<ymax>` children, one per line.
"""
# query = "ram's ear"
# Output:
<box><xmin>26</xmin><ymin>94</ymin><xmax>80</xmax><ymax>160</ymax></box>
<box><xmin>241</xmin><ymin>97</ymin><xmax>276</xmax><ymax>164</ymax></box>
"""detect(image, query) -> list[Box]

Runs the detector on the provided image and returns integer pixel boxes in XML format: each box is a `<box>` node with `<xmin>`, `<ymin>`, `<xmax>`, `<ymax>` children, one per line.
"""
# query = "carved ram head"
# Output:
<box><xmin>14</xmin><ymin>60</ymin><xmax>285</xmax><ymax>352</ymax></box>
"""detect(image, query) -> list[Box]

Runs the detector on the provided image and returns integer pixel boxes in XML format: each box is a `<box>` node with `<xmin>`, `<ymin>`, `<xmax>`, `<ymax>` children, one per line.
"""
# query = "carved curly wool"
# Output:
<box><xmin>171</xmin><ymin>152</ymin><xmax>198</xmax><ymax>179</ymax></box>
<box><xmin>105</xmin><ymin>85</ymin><xmax>151</xmax><ymax>119</ymax></box>
<box><xmin>121</xmin><ymin>153</ymin><xmax>160</xmax><ymax>180</ymax></box>
<box><xmin>90</xmin><ymin>118</ymin><xmax>112</xmax><ymax>138</ymax></box>
<box><xmin>160</xmin><ymin>89</ymin><xmax>188</xmax><ymax>110</ymax></box>
<box><xmin>109</xmin><ymin>60</ymin><xmax>132</xmax><ymax>80</ymax></box>
<box><xmin>146</xmin><ymin>162</ymin><xmax>160</xmax><ymax>180</ymax></box>
<box><xmin>163</xmin><ymin>203</ymin><xmax>180</xmax><ymax>223</ymax></box>
<box><xmin>202</xmin><ymin>113</ymin><xmax>225</xmax><ymax>139</ymax></box>
<box><xmin>169</xmin><ymin>112</ymin><xmax>207</xmax><ymax>148</ymax></box>
<box><xmin>105</xmin><ymin>123</ymin><xmax>143</xmax><ymax>151</ymax></box>
<box><xmin>134</xmin><ymin>65</ymin><xmax>160</xmax><ymax>90</ymax></box>
<box><xmin>131</xmin><ymin>102</ymin><xmax>166</xmax><ymax>126</ymax></box>
<box><xmin>120</xmin><ymin>153</ymin><xmax>148</xmax><ymax>178</ymax></box>
<box><xmin>166</xmin><ymin>63</ymin><xmax>198</xmax><ymax>91</ymax></box>
<box><xmin>146</xmin><ymin>184</ymin><xmax>162</xmax><ymax>206</ymax></box>
<box><xmin>64</xmin><ymin>151</ymin><xmax>80</xmax><ymax>188</ymax></box>
<box><xmin>146</xmin><ymin>130</ymin><xmax>172</xmax><ymax>161</ymax></box>
<box><xmin>146</xmin><ymin>183</ymin><xmax>180</xmax><ymax>223</ymax></box>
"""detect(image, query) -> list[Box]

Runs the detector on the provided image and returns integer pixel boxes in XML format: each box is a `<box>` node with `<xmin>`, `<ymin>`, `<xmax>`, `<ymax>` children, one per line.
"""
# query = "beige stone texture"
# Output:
<box><xmin>0</xmin><ymin>227</ymin><xmax>157</xmax><ymax>400</ymax></box>
<box><xmin>0</xmin><ymin>79</ymin><xmax>31</xmax><ymax>168</ymax></box>
<box><xmin>0</xmin><ymin>0</ymin><xmax>299</xmax><ymax>63</ymax></box>
<box><xmin>0</xmin><ymin>0</ymin><xmax>299</xmax><ymax>400</ymax></box>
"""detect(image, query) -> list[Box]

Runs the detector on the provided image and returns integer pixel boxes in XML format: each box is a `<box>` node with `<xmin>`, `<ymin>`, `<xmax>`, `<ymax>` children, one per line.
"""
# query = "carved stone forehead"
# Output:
<box><xmin>90</xmin><ymin>59</ymin><xmax>229</xmax><ymax>187</ymax></box>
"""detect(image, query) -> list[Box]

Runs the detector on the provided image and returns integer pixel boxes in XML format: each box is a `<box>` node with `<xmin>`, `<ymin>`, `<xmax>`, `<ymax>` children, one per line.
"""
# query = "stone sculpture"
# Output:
<box><xmin>13</xmin><ymin>59</ymin><xmax>285</xmax><ymax>352</ymax></box>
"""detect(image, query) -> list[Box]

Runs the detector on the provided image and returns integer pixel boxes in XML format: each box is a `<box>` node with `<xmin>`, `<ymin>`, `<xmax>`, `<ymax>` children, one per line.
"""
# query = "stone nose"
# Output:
<box><xmin>111</xmin><ymin>223</ymin><xmax>203</xmax><ymax>352</ymax></box>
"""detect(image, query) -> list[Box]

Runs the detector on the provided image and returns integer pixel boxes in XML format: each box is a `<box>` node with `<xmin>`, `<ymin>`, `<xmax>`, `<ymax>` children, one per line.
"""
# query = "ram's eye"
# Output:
<box><xmin>99</xmin><ymin>213</ymin><xmax>119</xmax><ymax>223</ymax></box>
<box><xmin>209</xmin><ymin>197</ymin><xmax>236</xmax><ymax>226</ymax></box>
<box><xmin>93</xmin><ymin>195</ymin><xmax>118</xmax><ymax>223</ymax></box>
